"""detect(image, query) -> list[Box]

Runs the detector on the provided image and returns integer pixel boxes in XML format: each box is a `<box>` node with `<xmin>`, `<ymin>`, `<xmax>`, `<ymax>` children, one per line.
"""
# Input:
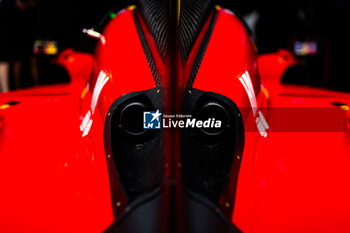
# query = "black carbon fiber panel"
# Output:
<box><xmin>133</xmin><ymin>10</ymin><xmax>162</xmax><ymax>86</ymax></box>
<box><xmin>186</xmin><ymin>11</ymin><xmax>217</xmax><ymax>87</ymax></box>
<box><xmin>137</xmin><ymin>0</ymin><xmax>170</xmax><ymax>61</ymax></box>
<box><xmin>179</xmin><ymin>0</ymin><xmax>214</xmax><ymax>62</ymax></box>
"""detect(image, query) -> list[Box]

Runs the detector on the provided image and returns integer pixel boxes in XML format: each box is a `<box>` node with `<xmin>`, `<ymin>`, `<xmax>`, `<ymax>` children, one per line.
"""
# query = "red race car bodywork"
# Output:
<box><xmin>1</xmin><ymin>3</ymin><xmax>350</xmax><ymax>233</ymax></box>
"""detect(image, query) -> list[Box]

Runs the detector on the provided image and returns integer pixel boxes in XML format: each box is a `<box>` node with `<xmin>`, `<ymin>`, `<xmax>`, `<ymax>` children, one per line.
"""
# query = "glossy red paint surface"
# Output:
<box><xmin>258</xmin><ymin>49</ymin><xmax>301</xmax><ymax>84</ymax></box>
<box><xmin>193</xmin><ymin>9</ymin><xmax>262</xmax><ymax>121</ymax></box>
<box><xmin>192</xmin><ymin>8</ymin><xmax>350</xmax><ymax>233</ymax></box>
<box><xmin>233</xmin><ymin>85</ymin><xmax>350</xmax><ymax>233</ymax></box>
<box><xmin>0</xmin><ymin>8</ymin><xmax>156</xmax><ymax>231</ymax></box>
<box><xmin>88</xmin><ymin>8</ymin><xmax>157</xmax><ymax>120</ymax></box>
<box><xmin>54</xmin><ymin>48</ymin><xmax>94</xmax><ymax>83</ymax></box>
<box><xmin>0</xmin><ymin>84</ymin><xmax>114</xmax><ymax>232</ymax></box>
<box><xmin>233</xmin><ymin>46</ymin><xmax>350</xmax><ymax>233</ymax></box>
<box><xmin>1</xmin><ymin>6</ymin><xmax>350</xmax><ymax>233</ymax></box>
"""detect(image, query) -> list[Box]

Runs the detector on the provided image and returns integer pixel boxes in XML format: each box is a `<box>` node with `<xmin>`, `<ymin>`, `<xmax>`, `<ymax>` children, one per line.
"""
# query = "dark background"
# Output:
<box><xmin>0</xmin><ymin>0</ymin><xmax>349</xmax><ymax>91</ymax></box>
<box><xmin>220</xmin><ymin>0</ymin><xmax>350</xmax><ymax>92</ymax></box>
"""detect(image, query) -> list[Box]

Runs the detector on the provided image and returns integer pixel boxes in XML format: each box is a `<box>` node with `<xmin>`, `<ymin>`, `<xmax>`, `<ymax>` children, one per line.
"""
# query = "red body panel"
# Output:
<box><xmin>258</xmin><ymin>49</ymin><xmax>302</xmax><ymax>84</ymax></box>
<box><xmin>0</xmin><ymin>8</ymin><xmax>157</xmax><ymax>232</ymax></box>
<box><xmin>54</xmin><ymin>48</ymin><xmax>94</xmax><ymax>84</ymax></box>
<box><xmin>0</xmin><ymin>85</ymin><xmax>113</xmax><ymax>232</ymax></box>
<box><xmin>233</xmin><ymin>84</ymin><xmax>350</xmax><ymax>233</ymax></box>
<box><xmin>88</xmin><ymin>9</ymin><xmax>158</xmax><ymax>122</ymax></box>
<box><xmin>1</xmin><ymin>6</ymin><xmax>350</xmax><ymax>233</ymax></box>
<box><xmin>190</xmin><ymin>8</ymin><xmax>350</xmax><ymax>233</ymax></box>
<box><xmin>193</xmin><ymin>9</ymin><xmax>260</xmax><ymax>118</ymax></box>
<box><xmin>0</xmin><ymin>8</ymin><xmax>145</xmax><ymax>231</ymax></box>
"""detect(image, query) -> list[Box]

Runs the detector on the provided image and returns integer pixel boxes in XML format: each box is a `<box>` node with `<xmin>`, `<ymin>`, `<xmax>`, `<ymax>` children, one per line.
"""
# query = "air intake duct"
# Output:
<box><xmin>104</xmin><ymin>87</ymin><xmax>164</xmax><ymax>201</ymax></box>
<box><xmin>181</xmin><ymin>88</ymin><xmax>245</xmax><ymax>203</ymax></box>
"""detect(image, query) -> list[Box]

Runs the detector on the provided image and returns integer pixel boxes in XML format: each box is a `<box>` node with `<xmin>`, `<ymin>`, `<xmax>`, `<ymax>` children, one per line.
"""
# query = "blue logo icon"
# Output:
<box><xmin>143</xmin><ymin>110</ymin><xmax>162</xmax><ymax>129</ymax></box>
